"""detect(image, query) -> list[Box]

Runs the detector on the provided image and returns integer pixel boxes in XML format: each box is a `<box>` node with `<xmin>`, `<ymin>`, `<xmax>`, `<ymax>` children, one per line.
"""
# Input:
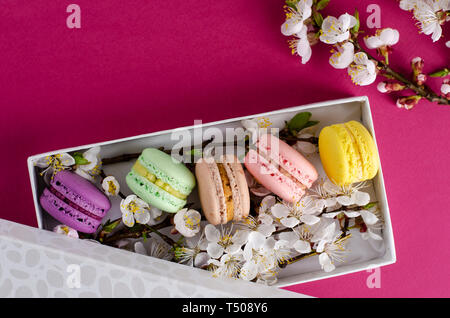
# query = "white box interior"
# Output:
<box><xmin>27</xmin><ymin>96</ymin><xmax>396</xmax><ymax>287</ymax></box>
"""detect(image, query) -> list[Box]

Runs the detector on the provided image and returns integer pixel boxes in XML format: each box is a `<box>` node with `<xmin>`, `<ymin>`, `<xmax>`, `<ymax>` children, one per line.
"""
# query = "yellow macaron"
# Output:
<box><xmin>318</xmin><ymin>120</ymin><xmax>379</xmax><ymax>185</ymax></box>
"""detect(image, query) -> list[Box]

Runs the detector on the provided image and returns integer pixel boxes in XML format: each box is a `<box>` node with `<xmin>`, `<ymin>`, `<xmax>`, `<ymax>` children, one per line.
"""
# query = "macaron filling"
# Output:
<box><xmin>138</xmin><ymin>151</ymin><xmax>194</xmax><ymax>196</ymax></box>
<box><xmin>217</xmin><ymin>163</ymin><xmax>235</xmax><ymax>223</ymax></box>
<box><xmin>48</xmin><ymin>185</ymin><xmax>103</xmax><ymax>221</ymax></box>
<box><xmin>221</xmin><ymin>161</ymin><xmax>244</xmax><ymax>221</ymax></box>
<box><xmin>132</xmin><ymin>160</ymin><xmax>187</xmax><ymax>200</ymax></box>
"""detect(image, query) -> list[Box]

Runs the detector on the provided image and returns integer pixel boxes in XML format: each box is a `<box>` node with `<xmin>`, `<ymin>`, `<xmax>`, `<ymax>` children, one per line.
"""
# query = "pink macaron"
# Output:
<box><xmin>40</xmin><ymin>170</ymin><xmax>111</xmax><ymax>233</ymax></box>
<box><xmin>244</xmin><ymin>133</ymin><xmax>318</xmax><ymax>202</ymax></box>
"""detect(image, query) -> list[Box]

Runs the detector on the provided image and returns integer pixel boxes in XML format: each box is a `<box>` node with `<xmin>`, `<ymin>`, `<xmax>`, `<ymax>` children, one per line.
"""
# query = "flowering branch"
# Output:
<box><xmin>281</xmin><ymin>0</ymin><xmax>450</xmax><ymax>109</ymax></box>
<box><xmin>102</xmin><ymin>218</ymin><xmax>175</xmax><ymax>246</ymax></box>
<box><xmin>351</xmin><ymin>39</ymin><xmax>449</xmax><ymax>105</ymax></box>
<box><xmin>278</xmin><ymin>233</ymin><xmax>352</xmax><ymax>268</ymax></box>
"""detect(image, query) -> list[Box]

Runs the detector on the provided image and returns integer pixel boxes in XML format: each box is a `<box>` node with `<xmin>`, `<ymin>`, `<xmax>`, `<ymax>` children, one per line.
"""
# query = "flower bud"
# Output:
<box><xmin>377</xmin><ymin>81</ymin><xmax>406</xmax><ymax>93</ymax></box>
<box><xmin>411</xmin><ymin>57</ymin><xmax>427</xmax><ymax>85</ymax></box>
<box><xmin>396</xmin><ymin>95</ymin><xmax>421</xmax><ymax>110</ymax></box>
<box><xmin>441</xmin><ymin>79</ymin><xmax>450</xmax><ymax>99</ymax></box>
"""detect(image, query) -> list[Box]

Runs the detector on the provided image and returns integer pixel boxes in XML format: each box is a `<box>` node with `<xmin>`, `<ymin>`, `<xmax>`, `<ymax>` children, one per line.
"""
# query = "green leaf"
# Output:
<box><xmin>302</xmin><ymin>120</ymin><xmax>320</xmax><ymax>129</ymax></box>
<box><xmin>316</xmin><ymin>0</ymin><xmax>330</xmax><ymax>10</ymax></box>
<box><xmin>142</xmin><ymin>232</ymin><xmax>147</xmax><ymax>242</ymax></box>
<box><xmin>73</xmin><ymin>152</ymin><xmax>90</xmax><ymax>165</ymax></box>
<box><xmin>101</xmin><ymin>219</ymin><xmax>121</xmax><ymax>233</ymax></box>
<box><xmin>313</xmin><ymin>11</ymin><xmax>324</xmax><ymax>27</ymax></box>
<box><xmin>352</xmin><ymin>9</ymin><xmax>360</xmax><ymax>33</ymax></box>
<box><xmin>429</xmin><ymin>68</ymin><xmax>450</xmax><ymax>77</ymax></box>
<box><xmin>286</xmin><ymin>0</ymin><xmax>299</xmax><ymax>10</ymax></box>
<box><xmin>287</xmin><ymin>112</ymin><xmax>312</xmax><ymax>134</ymax></box>
<box><xmin>363</xmin><ymin>202</ymin><xmax>377</xmax><ymax>210</ymax></box>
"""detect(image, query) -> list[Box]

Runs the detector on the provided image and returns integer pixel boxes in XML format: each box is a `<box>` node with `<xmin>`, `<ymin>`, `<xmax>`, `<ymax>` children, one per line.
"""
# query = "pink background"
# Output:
<box><xmin>1</xmin><ymin>1</ymin><xmax>449</xmax><ymax>297</ymax></box>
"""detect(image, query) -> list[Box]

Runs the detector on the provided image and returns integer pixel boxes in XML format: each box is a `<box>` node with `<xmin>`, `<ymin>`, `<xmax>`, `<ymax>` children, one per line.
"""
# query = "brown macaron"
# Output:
<box><xmin>195</xmin><ymin>154</ymin><xmax>250</xmax><ymax>225</ymax></box>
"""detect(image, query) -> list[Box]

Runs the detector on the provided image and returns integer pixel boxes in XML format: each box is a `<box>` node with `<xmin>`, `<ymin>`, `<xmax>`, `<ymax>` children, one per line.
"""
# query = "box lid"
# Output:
<box><xmin>0</xmin><ymin>218</ymin><xmax>309</xmax><ymax>298</ymax></box>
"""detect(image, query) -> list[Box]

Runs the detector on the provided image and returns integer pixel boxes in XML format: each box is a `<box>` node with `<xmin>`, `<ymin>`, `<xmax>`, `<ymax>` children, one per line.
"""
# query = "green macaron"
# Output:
<box><xmin>126</xmin><ymin>148</ymin><xmax>196</xmax><ymax>213</ymax></box>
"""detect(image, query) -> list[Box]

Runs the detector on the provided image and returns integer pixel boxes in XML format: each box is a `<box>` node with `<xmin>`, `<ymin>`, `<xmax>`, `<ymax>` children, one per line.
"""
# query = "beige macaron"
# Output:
<box><xmin>195</xmin><ymin>154</ymin><xmax>250</xmax><ymax>225</ymax></box>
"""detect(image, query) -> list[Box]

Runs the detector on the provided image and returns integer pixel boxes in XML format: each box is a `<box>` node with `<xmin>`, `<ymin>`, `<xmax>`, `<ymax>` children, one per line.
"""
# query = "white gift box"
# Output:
<box><xmin>26</xmin><ymin>96</ymin><xmax>396</xmax><ymax>289</ymax></box>
<box><xmin>0</xmin><ymin>218</ymin><xmax>305</xmax><ymax>297</ymax></box>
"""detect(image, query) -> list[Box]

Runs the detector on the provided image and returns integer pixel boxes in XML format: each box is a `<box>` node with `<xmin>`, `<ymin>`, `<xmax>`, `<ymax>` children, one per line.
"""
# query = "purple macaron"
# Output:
<box><xmin>40</xmin><ymin>170</ymin><xmax>111</xmax><ymax>234</ymax></box>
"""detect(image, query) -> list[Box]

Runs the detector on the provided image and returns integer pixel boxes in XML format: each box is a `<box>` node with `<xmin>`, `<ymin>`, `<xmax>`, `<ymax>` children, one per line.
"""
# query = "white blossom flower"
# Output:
<box><xmin>446</xmin><ymin>40</ymin><xmax>450</xmax><ymax>48</ymax></box>
<box><xmin>257</xmin><ymin>195</ymin><xmax>276</xmax><ymax>224</ymax></box>
<box><xmin>310</xmin><ymin>218</ymin><xmax>340</xmax><ymax>252</ymax></box>
<box><xmin>336</xmin><ymin>181</ymin><xmax>371</xmax><ymax>206</ymax></box>
<box><xmin>309</xmin><ymin>180</ymin><xmax>371</xmax><ymax>217</ymax></box>
<box><xmin>101</xmin><ymin>176</ymin><xmax>120</xmax><ymax>196</ymax></box>
<box><xmin>174</xmin><ymin>208</ymin><xmax>201</xmax><ymax>238</ymax></box>
<box><xmin>35</xmin><ymin>153</ymin><xmax>75</xmax><ymax>182</ymax></box>
<box><xmin>348</xmin><ymin>52</ymin><xmax>377</xmax><ymax>86</ymax></box>
<box><xmin>236</xmin><ymin>215</ymin><xmax>276</xmax><ymax>238</ymax></box>
<box><xmin>400</xmin><ymin>0</ymin><xmax>449</xmax><ymax>42</ymax></box>
<box><xmin>241</xmin><ymin>116</ymin><xmax>273</xmax><ymax>144</ymax></box>
<box><xmin>329</xmin><ymin>42</ymin><xmax>355</xmax><ymax>69</ymax></box>
<box><xmin>288</xmin><ymin>26</ymin><xmax>312</xmax><ymax>64</ymax></box>
<box><xmin>241</xmin><ymin>233</ymin><xmax>290</xmax><ymax>282</ymax></box>
<box><xmin>53</xmin><ymin>224</ymin><xmax>78</xmax><ymax>238</ymax></box>
<box><xmin>319</xmin><ymin>13</ymin><xmax>358</xmax><ymax>44</ymax></box>
<box><xmin>278</xmin><ymin>224</ymin><xmax>313</xmax><ymax>254</ymax></box>
<box><xmin>271</xmin><ymin>196</ymin><xmax>321</xmax><ymax>228</ymax></box>
<box><xmin>120</xmin><ymin>195</ymin><xmax>151</xmax><ymax>227</ymax></box>
<box><xmin>134</xmin><ymin>237</ymin><xmax>173</xmax><ymax>261</ymax></box>
<box><xmin>364</xmin><ymin>28</ymin><xmax>400</xmax><ymax>49</ymax></box>
<box><xmin>207</xmin><ymin>251</ymin><xmax>244</xmax><ymax>278</ymax></box>
<box><xmin>204</xmin><ymin>224</ymin><xmax>248</xmax><ymax>259</ymax></box>
<box><xmin>318</xmin><ymin>235</ymin><xmax>349</xmax><ymax>272</ymax></box>
<box><xmin>74</xmin><ymin>146</ymin><xmax>102</xmax><ymax>181</ymax></box>
<box><xmin>281</xmin><ymin>0</ymin><xmax>313</xmax><ymax>36</ymax></box>
<box><xmin>360</xmin><ymin>205</ymin><xmax>384</xmax><ymax>241</ymax></box>
<box><xmin>413</xmin><ymin>0</ymin><xmax>449</xmax><ymax>42</ymax></box>
<box><xmin>174</xmin><ymin>232</ymin><xmax>210</xmax><ymax>267</ymax></box>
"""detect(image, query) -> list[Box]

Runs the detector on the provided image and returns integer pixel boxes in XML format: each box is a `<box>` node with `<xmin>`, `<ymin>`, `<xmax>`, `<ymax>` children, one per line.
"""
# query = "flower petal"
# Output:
<box><xmin>122</xmin><ymin>211</ymin><xmax>135</xmax><ymax>228</ymax></box>
<box><xmin>300</xmin><ymin>214</ymin><xmax>320</xmax><ymax>225</ymax></box>
<box><xmin>205</xmin><ymin>224</ymin><xmax>220</xmax><ymax>243</ymax></box>
<box><xmin>59</xmin><ymin>153</ymin><xmax>76</xmax><ymax>166</ymax></box>
<box><xmin>271</xmin><ymin>203</ymin><xmax>290</xmax><ymax>218</ymax></box>
<box><xmin>351</xmin><ymin>190</ymin><xmax>370</xmax><ymax>206</ymax></box>
<box><xmin>343</xmin><ymin>211</ymin><xmax>361</xmax><ymax>218</ymax></box>
<box><xmin>134</xmin><ymin>242</ymin><xmax>147</xmax><ymax>255</ymax></box>
<box><xmin>258</xmin><ymin>224</ymin><xmax>276</xmax><ymax>237</ymax></box>
<box><xmin>194</xmin><ymin>252</ymin><xmax>211</xmax><ymax>267</ymax></box>
<box><xmin>360</xmin><ymin>209</ymin><xmax>379</xmax><ymax>225</ymax></box>
<box><xmin>337</xmin><ymin>195</ymin><xmax>353</xmax><ymax>206</ymax></box>
<box><xmin>240</xmin><ymin>261</ymin><xmax>258</xmax><ymax>281</ymax></box>
<box><xmin>293</xmin><ymin>240</ymin><xmax>311</xmax><ymax>254</ymax></box>
<box><xmin>281</xmin><ymin>217</ymin><xmax>300</xmax><ymax>228</ymax></box>
<box><xmin>207</xmin><ymin>242</ymin><xmax>224</xmax><ymax>259</ymax></box>
<box><xmin>134</xmin><ymin>209</ymin><xmax>151</xmax><ymax>225</ymax></box>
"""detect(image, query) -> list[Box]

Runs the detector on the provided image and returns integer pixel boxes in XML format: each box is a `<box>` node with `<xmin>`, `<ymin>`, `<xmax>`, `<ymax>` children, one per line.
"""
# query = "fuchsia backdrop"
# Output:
<box><xmin>1</xmin><ymin>1</ymin><xmax>449</xmax><ymax>297</ymax></box>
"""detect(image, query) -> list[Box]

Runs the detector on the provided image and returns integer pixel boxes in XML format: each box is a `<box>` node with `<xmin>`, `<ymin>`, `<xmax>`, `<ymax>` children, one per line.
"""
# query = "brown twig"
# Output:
<box><xmin>102</xmin><ymin>217</ymin><xmax>174</xmax><ymax>245</ymax></box>
<box><xmin>351</xmin><ymin>39</ymin><xmax>449</xmax><ymax>105</ymax></box>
